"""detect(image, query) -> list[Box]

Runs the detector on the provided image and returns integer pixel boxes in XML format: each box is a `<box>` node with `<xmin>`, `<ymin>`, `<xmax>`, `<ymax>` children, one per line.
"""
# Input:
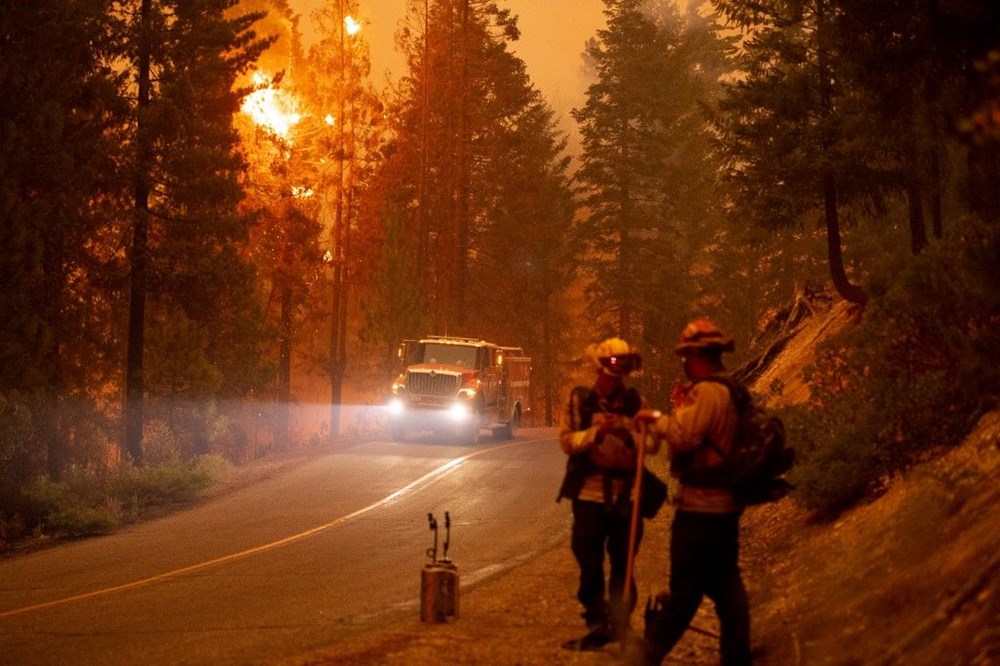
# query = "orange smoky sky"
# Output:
<box><xmin>291</xmin><ymin>0</ymin><xmax>608</xmax><ymax>145</ymax></box>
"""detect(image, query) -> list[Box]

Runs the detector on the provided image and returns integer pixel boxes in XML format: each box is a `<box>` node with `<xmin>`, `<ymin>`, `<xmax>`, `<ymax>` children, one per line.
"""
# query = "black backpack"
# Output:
<box><xmin>685</xmin><ymin>376</ymin><xmax>794</xmax><ymax>506</ymax></box>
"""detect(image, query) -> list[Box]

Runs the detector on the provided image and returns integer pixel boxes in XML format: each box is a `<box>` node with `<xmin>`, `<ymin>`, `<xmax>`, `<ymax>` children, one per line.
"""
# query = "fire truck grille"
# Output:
<box><xmin>407</xmin><ymin>372</ymin><xmax>459</xmax><ymax>397</ymax></box>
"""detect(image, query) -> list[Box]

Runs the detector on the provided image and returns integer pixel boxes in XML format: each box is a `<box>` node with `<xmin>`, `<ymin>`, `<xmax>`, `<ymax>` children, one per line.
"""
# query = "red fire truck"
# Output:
<box><xmin>387</xmin><ymin>335</ymin><xmax>531</xmax><ymax>443</ymax></box>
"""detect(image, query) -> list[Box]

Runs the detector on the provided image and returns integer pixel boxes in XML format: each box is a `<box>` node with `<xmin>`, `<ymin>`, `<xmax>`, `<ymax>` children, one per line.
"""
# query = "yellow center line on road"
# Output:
<box><xmin>0</xmin><ymin>437</ymin><xmax>548</xmax><ymax>620</ymax></box>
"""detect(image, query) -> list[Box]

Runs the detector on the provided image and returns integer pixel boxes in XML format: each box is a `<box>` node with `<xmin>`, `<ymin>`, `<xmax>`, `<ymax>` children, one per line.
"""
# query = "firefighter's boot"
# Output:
<box><xmin>561</xmin><ymin>621</ymin><xmax>614</xmax><ymax>651</ymax></box>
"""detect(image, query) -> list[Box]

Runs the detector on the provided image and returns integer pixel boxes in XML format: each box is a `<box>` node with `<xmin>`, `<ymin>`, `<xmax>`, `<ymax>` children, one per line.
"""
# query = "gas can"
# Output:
<box><xmin>420</xmin><ymin>562</ymin><xmax>459</xmax><ymax>622</ymax></box>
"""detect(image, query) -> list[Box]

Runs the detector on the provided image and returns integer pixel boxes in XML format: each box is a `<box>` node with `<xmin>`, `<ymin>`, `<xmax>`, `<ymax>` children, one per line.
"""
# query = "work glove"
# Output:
<box><xmin>632</xmin><ymin>409</ymin><xmax>662</xmax><ymax>426</ymax></box>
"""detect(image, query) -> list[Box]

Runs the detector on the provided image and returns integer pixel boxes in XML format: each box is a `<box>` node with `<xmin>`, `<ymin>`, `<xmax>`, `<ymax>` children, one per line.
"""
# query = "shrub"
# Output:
<box><xmin>22</xmin><ymin>476</ymin><xmax>119</xmax><ymax>538</ymax></box>
<box><xmin>787</xmin><ymin>220</ymin><xmax>1000</xmax><ymax>514</ymax></box>
<box><xmin>113</xmin><ymin>457</ymin><xmax>221</xmax><ymax>509</ymax></box>
<box><xmin>2</xmin><ymin>455</ymin><xmax>232</xmax><ymax>543</ymax></box>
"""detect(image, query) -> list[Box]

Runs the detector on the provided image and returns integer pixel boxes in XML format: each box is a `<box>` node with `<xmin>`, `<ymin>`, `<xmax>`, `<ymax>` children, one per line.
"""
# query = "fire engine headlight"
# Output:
<box><xmin>457</xmin><ymin>387</ymin><xmax>477</xmax><ymax>399</ymax></box>
<box><xmin>448</xmin><ymin>402</ymin><xmax>470</xmax><ymax>421</ymax></box>
<box><xmin>391</xmin><ymin>382</ymin><xmax>406</xmax><ymax>394</ymax></box>
<box><xmin>389</xmin><ymin>398</ymin><xmax>406</xmax><ymax>416</ymax></box>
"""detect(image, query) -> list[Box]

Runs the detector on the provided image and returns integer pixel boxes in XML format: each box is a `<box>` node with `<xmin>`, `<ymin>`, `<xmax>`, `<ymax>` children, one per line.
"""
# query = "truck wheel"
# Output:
<box><xmin>390</xmin><ymin>423</ymin><xmax>406</xmax><ymax>442</ymax></box>
<box><xmin>507</xmin><ymin>408</ymin><xmax>520</xmax><ymax>438</ymax></box>
<box><xmin>459</xmin><ymin>420</ymin><xmax>478</xmax><ymax>445</ymax></box>
<box><xmin>495</xmin><ymin>407</ymin><xmax>519</xmax><ymax>440</ymax></box>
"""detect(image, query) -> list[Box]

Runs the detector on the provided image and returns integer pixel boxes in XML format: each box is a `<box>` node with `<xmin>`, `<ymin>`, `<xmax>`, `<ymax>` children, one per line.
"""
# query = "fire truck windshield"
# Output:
<box><xmin>421</xmin><ymin>343</ymin><xmax>478</xmax><ymax>367</ymax></box>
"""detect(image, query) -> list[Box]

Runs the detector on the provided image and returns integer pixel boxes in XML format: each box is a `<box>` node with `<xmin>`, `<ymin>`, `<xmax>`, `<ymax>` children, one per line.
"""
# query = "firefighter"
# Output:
<box><xmin>557</xmin><ymin>337</ymin><xmax>657</xmax><ymax>651</ymax></box>
<box><xmin>631</xmin><ymin>319</ymin><xmax>752</xmax><ymax>665</ymax></box>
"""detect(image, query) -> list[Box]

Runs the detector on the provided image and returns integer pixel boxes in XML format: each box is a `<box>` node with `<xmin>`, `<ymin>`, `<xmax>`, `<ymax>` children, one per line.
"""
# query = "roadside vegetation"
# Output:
<box><xmin>1</xmin><ymin>456</ymin><xmax>231</xmax><ymax>547</ymax></box>
<box><xmin>781</xmin><ymin>221</ymin><xmax>1000</xmax><ymax>514</ymax></box>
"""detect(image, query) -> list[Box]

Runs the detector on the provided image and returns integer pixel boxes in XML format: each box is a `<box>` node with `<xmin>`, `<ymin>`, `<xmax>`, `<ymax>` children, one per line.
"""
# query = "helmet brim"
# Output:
<box><xmin>598</xmin><ymin>353</ymin><xmax>642</xmax><ymax>375</ymax></box>
<box><xmin>675</xmin><ymin>339</ymin><xmax>735</xmax><ymax>356</ymax></box>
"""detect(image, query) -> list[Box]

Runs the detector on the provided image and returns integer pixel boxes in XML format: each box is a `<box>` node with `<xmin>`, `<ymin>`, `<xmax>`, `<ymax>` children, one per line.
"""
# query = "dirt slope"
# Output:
<box><xmin>291</xmin><ymin>298</ymin><xmax>999</xmax><ymax>665</ymax></box>
<box><xmin>743</xmin><ymin>409</ymin><xmax>999</xmax><ymax>666</ymax></box>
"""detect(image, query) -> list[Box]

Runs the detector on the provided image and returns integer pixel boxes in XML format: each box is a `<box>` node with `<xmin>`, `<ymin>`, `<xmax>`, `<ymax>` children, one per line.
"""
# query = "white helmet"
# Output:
<box><xmin>589</xmin><ymin>337</ymin><xmax>642</xmax><ymax>376</ymax></box>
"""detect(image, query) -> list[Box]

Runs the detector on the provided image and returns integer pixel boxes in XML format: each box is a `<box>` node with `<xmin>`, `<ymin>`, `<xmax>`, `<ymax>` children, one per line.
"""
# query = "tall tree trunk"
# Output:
<box><xmin>124</xmin><ymin>0</ymin><xmax>152</xmax><ymax>466</ymax></box>
<box><xmin>277</xmin><ymin>277</ymin><xmax>292</xmax><ymax>446</ymax></box>
<box><xmin>620</xmin><ymin>118</ymin><xmax>636</xmax><ymax>339</ymax></box>
<box><xmin>454</xmin><ymin>0</ymin><xmax>470</xmax><ymax>334</ymax></box>
<box><xmin>907</xmin><ymin>179</ymin><xmax>929</xmax><ymax>254</ymax></box>
<box><xmin>817</xmin><ymin>0</ymin><xmax>865</xmax><ymax>306</ymax></box>
<box><xmin>929</xmin><ymin>148</ymin><xmax>942</xmax><ymax>239</ymax></box>
<box><xmin>823</xmin><ymin>170</ymin><xmax>867</xmax><ymax>305</ymax></box>
<box><xmin>418</xmin><ymin>0</ymin><xmax>430</xmax><ymax>285</ymax></box>
<box><xmin>329</xmin><ymin>0</ymin><xmax>347</xmax><ymax>442</ymax></box>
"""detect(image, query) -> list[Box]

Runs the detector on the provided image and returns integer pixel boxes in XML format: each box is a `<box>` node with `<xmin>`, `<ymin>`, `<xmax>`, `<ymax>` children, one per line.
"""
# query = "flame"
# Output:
<box><xmin>241</xmin><ymin>71</ymin><xmax>301</xmax><ymax>140</ymax></box>
<box><xmin>344</xmin><ymin>15</ymin><xmax>361</xmax><ymax>36</ymax></box>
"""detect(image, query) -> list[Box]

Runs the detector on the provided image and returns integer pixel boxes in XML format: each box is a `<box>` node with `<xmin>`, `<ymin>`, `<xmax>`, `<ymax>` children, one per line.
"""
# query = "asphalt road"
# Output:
<box><xmin>0</xmin><ymin>428</ymin><xmax>570</xmax><ymax>665</ymax></box>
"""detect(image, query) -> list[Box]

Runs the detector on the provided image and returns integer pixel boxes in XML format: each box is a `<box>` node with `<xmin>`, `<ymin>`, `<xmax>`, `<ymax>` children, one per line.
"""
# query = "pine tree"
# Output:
<box><xmin>293</xmin><ymin>0</ymin><xmax>384</xmax><ymax>438</ymax></box>
<box><xmin>122</xmin><ymin>0</ymin><xmax>274</xmax><ymax>462</ymax></box>
<box><xmin>833</xmin><ymin>0</ymin><xmax>1000</xmax><ymax>237</ymax></box>
<box><xmin>574</xmin><ymin>1</ymin><xmax>721</xmax><ymax>357</ymax></box>
<box><xmin>0</xmin><ymin>0</ymin><xmax>128</xmax><ymax>480</ymax></box>
<box><xmin>712</xmin><ymin>0</ymin><xmax>868</xmax><ymax>305</ymax></box>
<box><xmin>361</xmin><ymin>0</ymin><xmax>577</xmax><ymax>418</ymax></box>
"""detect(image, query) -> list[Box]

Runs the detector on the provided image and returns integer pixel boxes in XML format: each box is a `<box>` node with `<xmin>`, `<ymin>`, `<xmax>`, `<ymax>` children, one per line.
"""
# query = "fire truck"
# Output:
<box><xmin>387</xmin><ymin>335</ymin><xmax>531</xmax><ymax>443</ymax></box>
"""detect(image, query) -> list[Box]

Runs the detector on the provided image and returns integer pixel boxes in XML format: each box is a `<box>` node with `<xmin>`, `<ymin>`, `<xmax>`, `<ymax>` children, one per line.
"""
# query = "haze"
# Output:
<box><xmin>293</xmin><ymin>0</ymin><xmax>608</xmax><ymax>142</ymax></box>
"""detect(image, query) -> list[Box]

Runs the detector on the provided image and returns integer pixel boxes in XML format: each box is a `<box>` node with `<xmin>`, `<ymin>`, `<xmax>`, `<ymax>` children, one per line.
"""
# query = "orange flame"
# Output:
<box><xmin>241</xmin><ymin>71</ymin><xmax>301</xmax><ymax>140</ymax></box>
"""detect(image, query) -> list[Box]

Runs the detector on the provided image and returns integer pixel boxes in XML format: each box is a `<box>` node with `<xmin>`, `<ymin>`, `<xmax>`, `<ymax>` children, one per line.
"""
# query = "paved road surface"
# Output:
<box><xmin>0</xmin><ymin>428</ymin><xmax>568</xmax><ymax>665</ymax></box>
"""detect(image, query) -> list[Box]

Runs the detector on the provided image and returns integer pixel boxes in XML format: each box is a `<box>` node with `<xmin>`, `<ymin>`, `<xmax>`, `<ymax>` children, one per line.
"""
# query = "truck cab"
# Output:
<box><xmin>387</xmin><ymin>335</ymin><xmax>530</xmax><ymax>444</ymax></box>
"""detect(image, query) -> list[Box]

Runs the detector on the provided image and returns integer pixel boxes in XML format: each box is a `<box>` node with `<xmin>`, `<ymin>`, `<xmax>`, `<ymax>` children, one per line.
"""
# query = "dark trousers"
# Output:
<box><xmin>644</xmin><ymin>510</ymin><xmax>751</xmax><ymax>665</ymax></box>
<box><xmin>571</xmin><ymin>497</ymin><xmax>642</xmax><ymax>631</ymax></box>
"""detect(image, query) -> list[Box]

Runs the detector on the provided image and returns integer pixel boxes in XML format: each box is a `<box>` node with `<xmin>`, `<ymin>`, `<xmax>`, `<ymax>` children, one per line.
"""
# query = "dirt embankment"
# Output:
<box><xmin>292</xmin><ymin>298</ymin><xmax>999</xmax><ymax>665</ymax></box>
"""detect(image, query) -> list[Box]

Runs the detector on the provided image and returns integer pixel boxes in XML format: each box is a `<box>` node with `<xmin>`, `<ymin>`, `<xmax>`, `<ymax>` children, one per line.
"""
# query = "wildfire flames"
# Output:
<box><xmin>344</xmin><ymin>15</ymin><xmax>361</xmax><ymax>36</ymax></box>
<box><xmin>241</xmin><ymin>71</ymin><xmax>301</xmax><ymax>140</ymax></box>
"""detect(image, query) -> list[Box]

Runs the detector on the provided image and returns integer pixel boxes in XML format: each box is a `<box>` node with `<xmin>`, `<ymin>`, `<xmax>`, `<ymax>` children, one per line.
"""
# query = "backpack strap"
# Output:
<box><xmin>558</xmin><ymin>385</ymin><xmax>637</xmax><ymax>505</ymax></box>
<box><xmin>678</xmin><ymin>375</ymin><xmax>742</xmax><ymax>488</ymax></box>
<box><xmin>692</xmin><ymin>374</ymin><xmax>751</xmax><ymax>414</ymax></box>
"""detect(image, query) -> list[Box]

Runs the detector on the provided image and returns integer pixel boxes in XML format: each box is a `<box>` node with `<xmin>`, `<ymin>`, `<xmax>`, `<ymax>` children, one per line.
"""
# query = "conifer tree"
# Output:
<box><xmin>122</xmin><ymin>0</ymin><xmax>274</xmax><ymax>462</ymax></box>
<box><xmin>712</xmin><ymin>0</ymin><xmax>868</xmax><ymax>305</ymax></box>
<box><xmin>833</xmin><ymin>0</ymin><xmax>1000</xmax><ymax>237</ymax></box>
<box><xmin>295</xmin><ymin>0</ymin><xmax>384</xmax><ymax>438</ymax></box>
<box><xmin>573</xmin><ymin>0</ymin><xmax>732</xmax><ymax>383</ymax></box>
<box><xmin>0</xmin><ymin>0</ymin><xmax>127</xmax><ymax>480</ymax></box>
<box><xmin>362</xmin><ymin>0</ymin><xmax>577</xmax><ymax>416</ymax></box>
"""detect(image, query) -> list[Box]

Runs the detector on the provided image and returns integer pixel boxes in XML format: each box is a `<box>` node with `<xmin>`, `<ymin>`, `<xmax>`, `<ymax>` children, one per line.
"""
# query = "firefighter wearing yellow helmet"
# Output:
<box><xmin>557</xmin><ymin>337</ymin><xmax>664</xmax><ymax>651</ymax></box>
<box><xmin>632</xmin><ymin>318</ymin><xmax>751</xmax><ymax>665</ymax></box>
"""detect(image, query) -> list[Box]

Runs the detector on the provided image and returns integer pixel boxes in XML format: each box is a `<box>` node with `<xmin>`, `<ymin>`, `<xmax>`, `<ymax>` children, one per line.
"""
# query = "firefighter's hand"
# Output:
<box><xmin>633</xmin><ymin>409</ymin><xmax>663</xmax><ymax>426</ymax></box>
<box><xmin>595</xmin><ymin>413</ymin><xmax>617</xmax><ymax>435</ymax></box>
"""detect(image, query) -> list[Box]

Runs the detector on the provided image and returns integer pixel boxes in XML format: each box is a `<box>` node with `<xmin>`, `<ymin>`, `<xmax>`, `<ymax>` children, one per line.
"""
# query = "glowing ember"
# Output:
<box><xmin>344</xmin><ymin>15</ymin><xmax>361</xmax><ymax>36</ymax></box>
<box><xmin>241</xmin><ymin>71</ymin><xmax>301</xmax><ymax>139</ymax></box>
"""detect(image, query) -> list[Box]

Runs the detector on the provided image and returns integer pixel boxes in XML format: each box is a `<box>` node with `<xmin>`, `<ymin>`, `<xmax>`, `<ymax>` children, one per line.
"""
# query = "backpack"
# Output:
<box><xmin>685</xmin><ymin>376</ymin><xmax>794</xmax><ymax>507</ymax></box>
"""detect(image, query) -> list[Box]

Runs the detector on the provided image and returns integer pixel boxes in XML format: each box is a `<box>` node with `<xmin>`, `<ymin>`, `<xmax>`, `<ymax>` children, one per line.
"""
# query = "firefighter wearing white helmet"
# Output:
<box><xmin>557</xmin><ymin>337</ymin><xmax>662</xmax><ymax>651</ymax></box>
<box><xmin>591</xmin><ymin>336</ymin><xmax>643</xmax><ymax>377</ymax></box>
<box><xmin>631</xmin><ymin>319</ymin><xmax>751</xmax><ymax>665</ymax></box>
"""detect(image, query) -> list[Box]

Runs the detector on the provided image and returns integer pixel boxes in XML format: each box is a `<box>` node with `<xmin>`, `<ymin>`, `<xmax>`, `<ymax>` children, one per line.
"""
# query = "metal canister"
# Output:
<box><xmin>420</xmin><ymin>562</ymin><xmax>460</xmax><ymax>622</ymax></box>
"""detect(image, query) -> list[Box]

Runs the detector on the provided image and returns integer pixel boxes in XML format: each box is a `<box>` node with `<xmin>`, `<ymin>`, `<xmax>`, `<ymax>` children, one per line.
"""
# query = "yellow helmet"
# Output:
<box><xmin>589</xmin><ymin>337</ymin><xmax>642</xmax><ymax>376</ymax></box>
<box><xmin>675</xmin><ymin>318</ymin><xmax>735</xmax><ymax>356</ymax></box>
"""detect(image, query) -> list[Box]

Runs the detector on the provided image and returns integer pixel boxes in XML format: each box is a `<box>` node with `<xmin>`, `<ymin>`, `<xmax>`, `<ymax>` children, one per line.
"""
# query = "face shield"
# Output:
<box><xmin>598</xmin><ymin>353</ymin><xmax>642</xmax><ymax>376</ymax></box>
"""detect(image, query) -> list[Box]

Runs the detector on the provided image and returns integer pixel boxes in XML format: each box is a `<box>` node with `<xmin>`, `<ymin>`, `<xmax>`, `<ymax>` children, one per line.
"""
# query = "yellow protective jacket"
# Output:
<box><xmin>647</xmin><ymin>377</ymin><xmax>740</xmax><ymax>514</ymax></box>
<box><xmin>557</xmin><ymin>385</ymin><xmax>658</xmax><ymax>505</ymax></box>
